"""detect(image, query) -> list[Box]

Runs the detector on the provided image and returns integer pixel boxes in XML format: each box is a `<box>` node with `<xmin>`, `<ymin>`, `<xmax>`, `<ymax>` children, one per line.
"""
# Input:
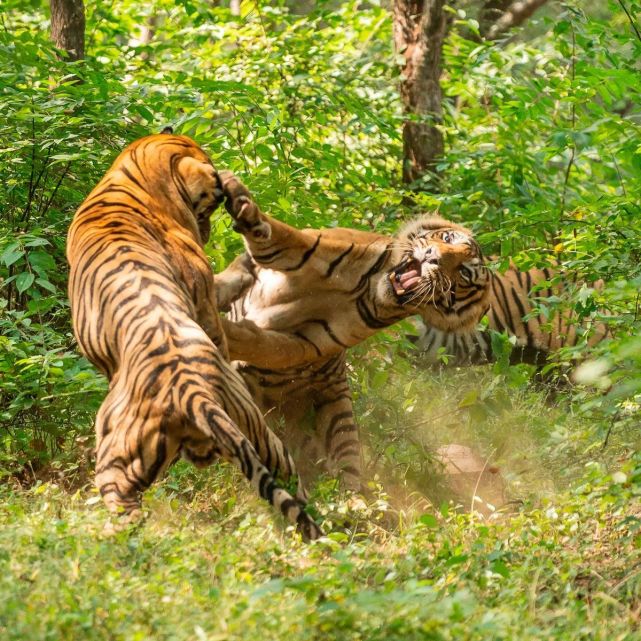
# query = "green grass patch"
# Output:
<box><xmin>1</xmin><ymin>461</ymin><xmax>640</xmax><ymax>641</ymax></box>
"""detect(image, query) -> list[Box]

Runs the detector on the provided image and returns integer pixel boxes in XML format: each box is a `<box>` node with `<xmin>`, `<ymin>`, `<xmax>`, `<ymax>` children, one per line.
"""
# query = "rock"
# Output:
<box><xmin>435</xmin><ymin>444</ymin><xmax>507</xmax><ymax>518</ymax></box>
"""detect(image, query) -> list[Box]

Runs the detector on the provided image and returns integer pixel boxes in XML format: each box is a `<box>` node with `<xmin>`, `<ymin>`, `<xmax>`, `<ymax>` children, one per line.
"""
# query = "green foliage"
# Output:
<box><xmin>0</xmin><ymin>0</ymin><xmax>638</xmax><ymax>485</ymax></box>
<box><xmin>0</xmin><ymin>0</ymin><xmax>405</xmax><ymax>473</ymax></box>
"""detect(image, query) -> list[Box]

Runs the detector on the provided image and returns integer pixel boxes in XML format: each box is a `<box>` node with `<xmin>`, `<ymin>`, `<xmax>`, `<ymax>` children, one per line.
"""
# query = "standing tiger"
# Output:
<box><xmin>66</xmin><ymin>134</ymin><xmax>320</xmax><ymax>540</ymax></box>
<box><xmin>217</xmin><ymin>174</ymin><xmax>491</xmax><ymax>490</ymax></box>
<box><xmin>413</xmin><ymin>264</ymin><xmax>610</xmax><ymax>366</ymax></box>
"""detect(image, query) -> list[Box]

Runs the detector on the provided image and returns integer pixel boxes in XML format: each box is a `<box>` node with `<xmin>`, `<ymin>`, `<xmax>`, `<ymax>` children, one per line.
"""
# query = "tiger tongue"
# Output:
<box><xmin>399</xmin><ymin>269</ymin><xmax>420</xmax><ymax>290</ymax></box>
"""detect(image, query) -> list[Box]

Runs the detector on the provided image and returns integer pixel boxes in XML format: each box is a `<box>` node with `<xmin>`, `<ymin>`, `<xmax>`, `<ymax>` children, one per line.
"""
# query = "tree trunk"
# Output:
<box><xmin>230</xmin><ymin>0</ymin><xmax>241</xmax><ymax>16</ymax></box>
<box><xmin>393</xmin><ymin>0</ymin><xmax>450</xmax><ymax>187</ymax></box>
<box><xmin>50</xmin><ymin>0</ymin><xmax>85</xmax><ymax>61</ymax></box>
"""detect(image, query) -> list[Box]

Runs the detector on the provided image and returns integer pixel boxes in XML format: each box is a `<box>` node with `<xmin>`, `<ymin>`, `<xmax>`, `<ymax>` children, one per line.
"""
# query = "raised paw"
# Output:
<box><xmin>218</xmin><ymin>170</ymin><xmax>271</xmax><ymax>240</ymax></box>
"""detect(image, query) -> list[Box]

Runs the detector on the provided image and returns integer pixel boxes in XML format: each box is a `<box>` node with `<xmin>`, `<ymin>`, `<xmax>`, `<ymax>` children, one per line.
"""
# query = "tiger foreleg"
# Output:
<box><xmin>219</xmin><ymin>171</ymin><xmax>318</xmax><ymax>266</ymax></box>
<box><xmin>221</xmin><ymin>316</ymin><xmax>342</xmax><ymax>370</ymax></box>
<box><xmin>215</xmin><ymin>255</ymin><xmax>255</xmax><ymax>312</ymax></box>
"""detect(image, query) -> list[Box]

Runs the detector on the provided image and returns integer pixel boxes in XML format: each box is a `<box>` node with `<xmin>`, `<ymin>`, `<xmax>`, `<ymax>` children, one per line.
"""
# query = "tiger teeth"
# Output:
<box><xmin>390</xmin><ymin>272</ymin><xmax>406</xmax><ymax>294</ymax></box>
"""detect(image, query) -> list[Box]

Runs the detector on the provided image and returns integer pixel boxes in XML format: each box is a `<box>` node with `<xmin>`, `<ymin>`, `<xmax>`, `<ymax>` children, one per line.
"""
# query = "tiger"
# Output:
<box><xmin>66</xmin><ymin>133</ymin><xmax>321</xmax><ymax>541</ymax></box>
<box><xmin>412</xmin><ymin>264</ymin><xmax>610</xmax><ymax>366</ymax></box>
<box><xmin>215</xmin><ymin>173</ymin><xmax>491</xmax><ymax>491</ymax></box>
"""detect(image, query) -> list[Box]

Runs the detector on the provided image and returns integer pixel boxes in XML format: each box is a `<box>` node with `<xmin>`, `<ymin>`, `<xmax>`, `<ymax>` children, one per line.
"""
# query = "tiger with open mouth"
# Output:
<box><xmin>215</xmin><ymin>173</ymin><xmax>490</xmax><ymax>490</ymax></box>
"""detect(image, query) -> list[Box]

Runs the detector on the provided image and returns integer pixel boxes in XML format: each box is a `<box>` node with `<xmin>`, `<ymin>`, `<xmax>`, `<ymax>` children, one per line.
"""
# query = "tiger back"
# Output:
<box><xmin>67</xmin><ymin>134</ymin><xmax>320</xmax><ymax>540</ymax></box>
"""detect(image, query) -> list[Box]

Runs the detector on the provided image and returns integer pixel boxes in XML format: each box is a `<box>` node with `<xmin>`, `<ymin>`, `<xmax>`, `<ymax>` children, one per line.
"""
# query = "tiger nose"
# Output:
<box><xmin>420</xmin><ymin>246</ymin><xmax>440</xmax><ymax>266</ymax></box>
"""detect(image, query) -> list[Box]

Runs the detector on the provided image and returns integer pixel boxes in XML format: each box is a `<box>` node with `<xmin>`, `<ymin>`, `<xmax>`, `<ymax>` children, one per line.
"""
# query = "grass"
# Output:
<box><xmin>1</xmin><ymin>465</ymin><xmax>640</xmax><ymax>641</ymax></box>
<box><xmin>2</xmin><ymin>361</ymin><xmax>641</xmax><ymax>640</ymax></box>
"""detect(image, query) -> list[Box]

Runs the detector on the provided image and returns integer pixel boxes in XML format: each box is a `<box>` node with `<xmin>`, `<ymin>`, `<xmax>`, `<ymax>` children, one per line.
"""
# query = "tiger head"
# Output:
<box><xmin>382</xmin><ymin>215</ymin><xmax>490</xmax><ymax>331</ymax></box>
<box><xmin>174</xmin><ymin>148</ymin><xmax>223</xmax><ymax>244</ymax></box>
<box><xmin>112</xmin><ymin>134</ymin><xmax>224</xmax><ymax>245</ymax></box>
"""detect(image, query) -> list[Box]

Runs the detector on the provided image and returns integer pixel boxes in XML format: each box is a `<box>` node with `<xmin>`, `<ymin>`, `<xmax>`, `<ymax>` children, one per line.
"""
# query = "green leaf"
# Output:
<box><xmin>458</xmin><ymin>389</ymin><xmax>479</xmax><ymax>408</ymax></box>
<box><xmin>28</xmin><ymin>251</ymin><xmax>56</xmax><ymax>276</ymax></box>
<box><xmin>277</xmin><ymin>197</ymin><xmax>291</xmax><ymax>212</ymax></box>
<box><xmin>24</xmin><ymin>238</ymin><xmax>50</xmax><ymax>248</ymax></box>
<box><xmin>419</xmin><ymin>514</ymin><xmax>438</xmax><ymax>528</ymax></box>
<box><xmin>255</xmin><ymin>144</ymin><xmax>274</xmax><ymax>161</ymax></box>
<box><xmin>1</xmin><ymin>243</ymin><xmax>23</xmax><ymax>267</ymax></box>
<box><xmin>491</xmin><ymin>560</ymin><xmax>510</xmax><ymax>578</ymax></box>
<box><xmin>445</xmin><ymin>554</ymin><xmax>469</xmax><ymax>567</ymax></box>
<box><xmin>136</xmin><ymin>105</ymin><xmax>155</xmax><ymax>123</ymax></box>
<box><xmin>35</xmin><ymin>278</ymin><xmax>56</xmax><ymax>293</ymax></box>
<box><xmin>15</xmin><ymin>272</ymin><xmax>35</xmax><ymax>294</ymax></box>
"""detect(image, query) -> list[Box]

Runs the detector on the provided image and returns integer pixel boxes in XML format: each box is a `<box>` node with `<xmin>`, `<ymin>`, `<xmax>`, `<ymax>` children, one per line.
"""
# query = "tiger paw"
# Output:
<box><xmin>219</xmin><ymin>170</ymin><xmax>271</xmax><ymax>240</ymax></box>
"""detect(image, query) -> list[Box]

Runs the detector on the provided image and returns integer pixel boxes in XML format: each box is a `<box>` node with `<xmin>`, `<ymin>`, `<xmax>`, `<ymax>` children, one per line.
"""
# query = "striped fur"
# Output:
<box><xmin>413</xmin><ymin>264</ymin><xmax>609</xmax><ymax>365</ymax></box>
<box><xmin>66</xmin><ymin>134</ymin><xmax>320</xmax><ymax>540</ymax></box>
<box><xmin>216</xmin><ymin>174</ymin><xmax>490</xmax><ymax>489</ymax></box>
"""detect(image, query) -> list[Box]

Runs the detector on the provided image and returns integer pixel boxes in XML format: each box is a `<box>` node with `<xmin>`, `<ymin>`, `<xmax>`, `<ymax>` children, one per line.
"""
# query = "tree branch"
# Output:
<box><xmin>479</xmin><ymin>0</ymin><xmax>513</xmax><ymax>38</ymax></box>
<box><xmin>486</xmin><ymin>0</ymin><xmax>549</xmax><ymax>40</ymax></box>
<box><xmin>617</xmin><ymin>0</ymin><xmax>641</xmax><ymax>44</ymax></box>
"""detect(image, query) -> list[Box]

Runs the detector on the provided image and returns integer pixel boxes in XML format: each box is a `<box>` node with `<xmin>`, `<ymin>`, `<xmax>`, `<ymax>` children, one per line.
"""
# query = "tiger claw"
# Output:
<box><xmin>217</xmin><ymin>171</ymin><xmax>271</xmax><ymax>240</ymax></box>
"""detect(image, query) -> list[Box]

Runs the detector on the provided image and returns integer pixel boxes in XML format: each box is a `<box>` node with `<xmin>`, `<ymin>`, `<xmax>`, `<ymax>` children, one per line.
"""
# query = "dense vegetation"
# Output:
<box><xmin>1</xmin><ymin>0</ymin><xmax>641</xmax><ymax>638</ymax></box>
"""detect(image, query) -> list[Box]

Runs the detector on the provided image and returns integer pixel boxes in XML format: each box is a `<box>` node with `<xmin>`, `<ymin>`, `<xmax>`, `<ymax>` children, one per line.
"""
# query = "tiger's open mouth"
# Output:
<box><xmin>388</xmin><ymin>257</ymin><xmax>455</xmax><ymax>307</ymax></box>
<box><xmin>389</xmin><ymin>258</ymin><xmax>426</xmax><ymax>296</ymax></box>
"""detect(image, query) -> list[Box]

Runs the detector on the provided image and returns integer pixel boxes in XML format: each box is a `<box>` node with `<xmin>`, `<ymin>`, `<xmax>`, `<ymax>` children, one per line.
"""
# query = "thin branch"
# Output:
<box><xmin>23</xmin><ymin>114</ymin><xmax>37</xmax><ymax>226</ymax></box>
<box><xmin>479</xmin><ymin>0</ymin><xmax>514</xmax><ymax>38</ymax></box>
<box><xmin>617</xmin><ymin>0</ymin><xmax>641</xmax><ymax>44</ymax></box>
<box><xmin>602</xmin><ymin>410</ymin><xmax>621</xmax><ymax>450</ymax></box>
<box><xmin>22</xmin><ymin>147</ymin><xmax>54</xmax><ymax>226</ymax></box>
<box><xmin>486</xmin><ymin>0</ymin><xmax>549</xmax><ymax>40</ymax></box>
<box><xmin>612</xmin><ymin>153</ymin><xmax>627</xmax><ymax>198</ymax></box>
<box><xmin>40</xmin><ymin>162</ymin><xmax>71</xmax><ymax>218</ymax></box>
<box><xmin>559</xmin><ymin>23</ymin><xmax>576</xmax><ymax>221</ymax></box>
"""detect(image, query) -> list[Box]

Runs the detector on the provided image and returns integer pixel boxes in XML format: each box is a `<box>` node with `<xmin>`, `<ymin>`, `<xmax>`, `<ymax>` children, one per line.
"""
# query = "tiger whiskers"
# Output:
<box><xmin>405</xmin><ymin>271</ymin><xmax>452</xmax><ymax>309</ymax></box>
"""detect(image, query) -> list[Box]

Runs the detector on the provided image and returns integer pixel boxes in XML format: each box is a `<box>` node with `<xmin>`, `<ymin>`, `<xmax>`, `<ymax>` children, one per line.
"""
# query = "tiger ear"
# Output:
<box><xmin>160</xmin><ymin>126</ymin><xmax>174</xmax><ymax>134</ymax></box>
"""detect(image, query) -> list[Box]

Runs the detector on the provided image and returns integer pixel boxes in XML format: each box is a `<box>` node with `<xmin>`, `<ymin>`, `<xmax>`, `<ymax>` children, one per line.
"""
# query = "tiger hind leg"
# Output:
<box><xmin>184</xmin><ymin>393</ymin><xmax>321</xmax><ymax>541</ymax></box>
<box><xmin>315</xmin><ymin>392</ymin><xmax>362</xmax><ymax>492</ymax></box>
<box><xmin>94</xmin><ymin>394</ymin><xmax>180</xmax><ymax>522</ymax></box>
<box><xmin>217</xmin><ymin>374</ymin><xmax>304</xmax><ymax>499</ymax></box>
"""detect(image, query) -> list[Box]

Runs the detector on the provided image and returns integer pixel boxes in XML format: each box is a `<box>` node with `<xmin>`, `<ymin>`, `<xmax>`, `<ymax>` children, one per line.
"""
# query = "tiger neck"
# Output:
<box><xmin>113</xmin><ymin>171</ymin><xmax>203</xmax><ymax>247</ymax></box>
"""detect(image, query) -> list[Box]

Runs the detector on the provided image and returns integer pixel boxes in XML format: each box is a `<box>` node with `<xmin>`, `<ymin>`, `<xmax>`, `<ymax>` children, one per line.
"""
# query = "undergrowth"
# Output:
<box><xmin>1</xmin><ymin>458</ymin><xmax>640</xmax><ymax>641</ymax></box>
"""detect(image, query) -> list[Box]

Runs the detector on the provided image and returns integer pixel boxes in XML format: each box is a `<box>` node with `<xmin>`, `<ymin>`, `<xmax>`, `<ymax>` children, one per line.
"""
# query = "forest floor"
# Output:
<box><xmin>1</xmin><ymin>470</ymin><xmax>640</xmax><ymax>640</ymax></box>
<box><xmin>1</xmin><ymin>366</ymin><xmax>641</xmax><ymax>641</ymax></box>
